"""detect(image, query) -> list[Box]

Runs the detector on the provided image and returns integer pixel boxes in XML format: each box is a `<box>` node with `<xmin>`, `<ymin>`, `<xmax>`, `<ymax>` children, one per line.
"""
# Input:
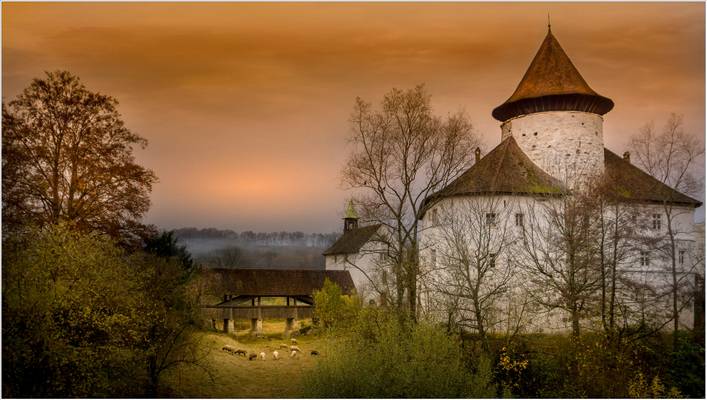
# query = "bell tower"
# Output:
<box><xmin>492</xmin><ymin>26</ymin><xmax>614</xmax><ymax>189</ymax></box>
<box><xmin>343</xmin><ymin>199</ymin><xmax>359</xmax><ymax>233</ymax></box>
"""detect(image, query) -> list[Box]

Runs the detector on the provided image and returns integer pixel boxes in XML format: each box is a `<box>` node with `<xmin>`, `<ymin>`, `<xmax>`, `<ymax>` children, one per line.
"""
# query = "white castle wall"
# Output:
<box><xmin>418</xmin><ymin>195</ymin><xmax>700</xmax><ymax>334</ymax></box>
<box><xmin>501</xmin><ymin>111</ymin><xmax>604</xmax><ymax>188</ymax></box>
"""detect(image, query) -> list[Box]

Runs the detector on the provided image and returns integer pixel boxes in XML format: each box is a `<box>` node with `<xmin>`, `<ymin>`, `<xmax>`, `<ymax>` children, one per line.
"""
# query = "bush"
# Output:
<box><xmin>312</xmin><ymin>278</ymin><xmax>360</xmax><ymax>330</ymax></box>
<box><xmin>2</xmin><ymin>224</ymin><xmax>204</xmax><ymax>397</ymax></box>
<box><xmin>303</xmin><ymin>308</ymin><xmax>497</xmax><ymax>398</ymax></box>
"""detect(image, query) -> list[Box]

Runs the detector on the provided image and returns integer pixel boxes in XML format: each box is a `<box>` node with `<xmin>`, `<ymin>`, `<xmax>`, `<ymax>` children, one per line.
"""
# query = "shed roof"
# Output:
<box><xmin>207</xmin><ymin>268</ymin><xmax>356</xmax><ymax>297</ymax></box>
<box><xmin>603</xmin><ymin>149</ymin><xmax>702</xmax><ymax>207</ymax></box>
<box><xmin>492</xmin><ymin>29</ymin><xmax>613</xmax><ymax>121</ymax></box>
<box><xmin>323</xmin><ymin>224</ymin><xmax>382</xmax><ymax>256</ymax></box>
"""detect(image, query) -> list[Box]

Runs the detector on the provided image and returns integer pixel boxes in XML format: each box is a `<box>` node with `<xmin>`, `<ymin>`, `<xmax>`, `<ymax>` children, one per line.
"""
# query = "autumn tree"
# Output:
<box><xmin>342</xmin><ymin>85</ymin><xmax>479</xmax><ymax>320</ymax></box>
<box><xmin>2</xmin><ymin>70</ymin><xmax>156</xmax><ymax>245</ymax></box>
<box><xmin>628</xmin><ymin>114</ymin><xmax>704</xmax><ymax>348</ymax></box>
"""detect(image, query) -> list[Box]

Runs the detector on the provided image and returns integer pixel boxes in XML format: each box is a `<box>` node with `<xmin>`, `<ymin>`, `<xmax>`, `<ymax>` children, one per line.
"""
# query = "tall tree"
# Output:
<box><xmin>515</xmin><ymin>193</ymin><xmax>601</xmax><ymax>341</ymax></box>
<box><xmin>628</xmin><ymin>114</ymin><xmax>704</xmax><ymax>348</ymax></box>
<box><xmin>342</xmin><ymin>85</ymin><xmax>479</xmax><ymax>320</ymax></box>
<box><xmin>431</xmin><ymin>196</ymin><xmax>515</xmax><ymax>351</ymax></box>
<box><xmin>2</xmin><ymin>70</ymin><xmax>156</xmax><ymax>244</ymax></box>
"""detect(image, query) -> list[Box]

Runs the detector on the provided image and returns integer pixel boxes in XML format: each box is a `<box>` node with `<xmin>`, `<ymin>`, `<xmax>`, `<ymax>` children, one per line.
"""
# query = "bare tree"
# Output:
<box><xmin>342</xmin><ymin>85</ymin><xmax>479</xmax><ymax>320</ymax></box>
<box><xmin>430</xmin><ymin>196</ymin><xmax>515</xmax><ymax>351</ymax></box>
<box><xmin>515</xmin><ymin>193</ymin><xmax>601</xmax><ymax>340</ymax></box>
<box><xmin>628</xmin><ymin>113</ymin><xmax>704</xmax><ymax>348</ymax></box>
<box><xmin>590</xmin><ymin>179</ymin><xmax>640</xmax><ymax>340</ymax></box>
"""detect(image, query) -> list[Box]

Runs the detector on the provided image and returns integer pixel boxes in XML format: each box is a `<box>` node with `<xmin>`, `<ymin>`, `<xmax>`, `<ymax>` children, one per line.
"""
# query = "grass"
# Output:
<box><xmin>163</xmin><ymin>319</ymin><xmax>327</xmax><ymax>398</ymax></box>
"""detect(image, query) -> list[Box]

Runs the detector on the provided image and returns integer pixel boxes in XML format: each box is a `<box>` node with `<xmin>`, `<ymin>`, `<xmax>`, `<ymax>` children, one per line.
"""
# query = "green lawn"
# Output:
<box><xmin>164</xmin><ymin>320</ymin><xmax>327</xmax><ymax>398</ymax></box>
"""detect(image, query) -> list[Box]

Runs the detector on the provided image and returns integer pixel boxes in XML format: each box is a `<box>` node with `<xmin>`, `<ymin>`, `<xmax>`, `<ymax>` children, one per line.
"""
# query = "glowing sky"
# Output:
<box><xmin>3</xmin><ymin>2</ymin><xmax>704</xmax><ymax>232</ymax></box>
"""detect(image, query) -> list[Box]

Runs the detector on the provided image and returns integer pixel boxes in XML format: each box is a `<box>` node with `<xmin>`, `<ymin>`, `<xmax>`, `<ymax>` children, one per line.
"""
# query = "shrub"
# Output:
<box><xmin>312</xmin><ymin>278</ymin><xmax>360</xmax><ymax>330</ymax></box>
<box><xmin>303</xmin><ymin>309</ymin><xmax>497</xmax><ymax>398</ymax></box>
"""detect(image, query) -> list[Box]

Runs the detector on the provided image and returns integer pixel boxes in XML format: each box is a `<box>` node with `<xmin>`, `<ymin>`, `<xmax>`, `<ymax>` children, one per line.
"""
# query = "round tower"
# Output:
<box><xmin>492</xmin><ymin>27</ymin><xmax>613</xmax><ymax>188</ymax></box>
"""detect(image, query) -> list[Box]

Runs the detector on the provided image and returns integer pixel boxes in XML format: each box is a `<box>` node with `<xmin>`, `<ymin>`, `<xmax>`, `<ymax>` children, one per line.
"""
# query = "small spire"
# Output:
<box><xmin>344</xmin><ymin>199</ymin><xmax>358</xmax><ymax>219</ymax></box>
<box><xmin>547</xmin><ymin>13</ymin><xmax>551</xmax><ymax>32</ymax></box>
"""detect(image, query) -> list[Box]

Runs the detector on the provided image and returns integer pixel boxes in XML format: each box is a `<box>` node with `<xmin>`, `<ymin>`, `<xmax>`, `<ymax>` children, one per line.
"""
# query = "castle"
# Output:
<box><xmin>325</xmin><ymin>27</ymin><xmax>703</xmax><ymax>333</ymax></box>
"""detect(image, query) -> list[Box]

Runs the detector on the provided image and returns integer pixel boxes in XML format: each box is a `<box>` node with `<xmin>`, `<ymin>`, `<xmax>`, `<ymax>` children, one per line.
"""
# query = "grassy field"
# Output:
<box><xmin>164</xmin><ymin>320</ymin><xmax>328</xmax><ymax>398</ymax></box>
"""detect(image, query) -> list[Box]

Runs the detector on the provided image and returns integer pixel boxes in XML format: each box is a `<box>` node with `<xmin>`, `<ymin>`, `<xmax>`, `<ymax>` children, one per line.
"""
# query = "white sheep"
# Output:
<box><xmin>290</xmin><ymin>338</ymin><xmax>298</xmax><ymax>344</ymax></box>
<box><xmin>290</xmin><ymin>350</ymin><xmax>298</xmax><ymax>358</ymax></box>
<box><xmin>272</xmin><ymin>350</ymin><xmax>279</xmax><ymax>360</ymax></box>
<box><xmin>259</xmin><ymin>351</ymin><xmax>266</xmax><ymax>360</ymax></box>
<box><xmin>290</xmin><ymin>345</ymin><xmax>301</xmax><ymax>353</ymax></box>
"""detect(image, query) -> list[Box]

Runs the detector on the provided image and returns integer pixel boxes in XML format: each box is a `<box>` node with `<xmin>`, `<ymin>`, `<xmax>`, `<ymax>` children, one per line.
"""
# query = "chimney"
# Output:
<box><xmin>623</xmin><ymin>151</ymin><xmax>631</xmax><ymax>163</ymax></box>
<box><xmin>474</xmin><ymin>147</ymin><xmax>481</xmax><ymax>163</ymax></box>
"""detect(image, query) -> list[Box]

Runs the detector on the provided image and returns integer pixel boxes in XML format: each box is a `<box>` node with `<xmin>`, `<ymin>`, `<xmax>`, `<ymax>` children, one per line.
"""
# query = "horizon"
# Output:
<box><xmin>3</xmin><ymin>2</ymin><xmax>705</xmax><ymax>232</ymax></box>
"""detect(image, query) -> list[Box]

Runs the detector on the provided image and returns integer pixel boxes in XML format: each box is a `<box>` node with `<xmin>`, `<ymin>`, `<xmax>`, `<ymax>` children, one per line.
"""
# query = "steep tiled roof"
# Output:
<box><xmin>323</xmin><ymin>224</ymin><xmax>382</xmax><ymax>256</ymax></box>
<box><xmin>207</xmin><ymin>268</ymin><xmax>356</xmax><ymax>297</ymax></box>
<box><xmin>424</xmin><ymin>136</ymin><xmax>565</xmax><ymax>209</ymax></box>
<box><xmin>603</xmin><ymin>149</ymin><xmax>702</xmax><ymax>207</ymax></box>
<box><xmin>492</xmin><ymin>29</ymin><xmax>613</xmax><ymax>121</ymax></box>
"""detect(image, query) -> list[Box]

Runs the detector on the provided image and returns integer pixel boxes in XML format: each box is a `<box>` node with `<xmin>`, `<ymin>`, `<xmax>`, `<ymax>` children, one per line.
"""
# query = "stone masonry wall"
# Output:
<box><xmin>501</xmin><ymin>111</ymin><xmax>604</xmax><ymax>188</ymax></box>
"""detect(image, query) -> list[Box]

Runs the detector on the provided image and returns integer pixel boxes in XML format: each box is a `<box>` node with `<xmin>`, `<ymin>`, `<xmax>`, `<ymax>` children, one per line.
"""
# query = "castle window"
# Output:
<box><xmin>679</xmin><ymin>250</ymin><xmax>686</xmax><ymax>266</ymax></box>
<box><xmin>651</xmin><ymin>214</ymin><xmax>661</xmax><ymax>230</ymax></box>
<box><xmin>489</xmin><ymin>253</ymin><xmax>497</xmax><ymax>269</ymax></box>
<box><xmin>640</xmin><ymin>252</ymin><xmax>650</xmax><ymax>267</ymax></box>
<box><xmin>515</xmin><ymin>213</ymin><xmax>524</xmax><ymax>227</ymax></box>
<box><xmin>533</xmin><ymin>132</ymin><xmax>538</xmax><ymax>136</ymax></box>
<box><xmin>430</xmin><ymin>208</ymin><xmax>439</xmax><ymax>225</ymax></box>
<box><xmin>486</xmin><ymin>213</ymin><xmax>497</xmax><ymax>226</ymax></box>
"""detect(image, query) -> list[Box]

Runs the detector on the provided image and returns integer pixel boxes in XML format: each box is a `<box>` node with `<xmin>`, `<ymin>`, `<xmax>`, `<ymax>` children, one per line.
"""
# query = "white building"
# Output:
<box><xmin>323</xmin><ymin>201</ymin><xmax>388</xmax><ymax>301</ymax></box>
<box><xmin>417</xmin><ymin>27</ymin><xmax>703</xmax><ymax>334</ymax></box>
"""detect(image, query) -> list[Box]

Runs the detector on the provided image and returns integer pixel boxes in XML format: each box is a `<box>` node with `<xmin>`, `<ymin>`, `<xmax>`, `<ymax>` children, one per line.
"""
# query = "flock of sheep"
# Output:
<box><xmin>222</xmin><ymin>338</ymin><xmax>320</xmax><ymax>361</ymax></box>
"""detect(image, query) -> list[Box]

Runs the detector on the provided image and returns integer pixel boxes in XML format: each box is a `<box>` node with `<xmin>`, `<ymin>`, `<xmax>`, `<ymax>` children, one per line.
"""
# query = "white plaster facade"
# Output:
<box><xmin>418</xmin><ymin>195</ymin><xmax>701</xmax><ymax>335</ymax></box>
<box><xmin>324</xmin><ymin>226</ymin><xmax>388</xmax><ymax>302</ymax></box>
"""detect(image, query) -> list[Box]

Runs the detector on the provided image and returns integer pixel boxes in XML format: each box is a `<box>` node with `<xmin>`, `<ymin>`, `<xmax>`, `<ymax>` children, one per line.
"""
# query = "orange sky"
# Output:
<box><xmin>3</xmin><ymin>2</ymin><xmax>705</xmax><ymax>232</ymax></box>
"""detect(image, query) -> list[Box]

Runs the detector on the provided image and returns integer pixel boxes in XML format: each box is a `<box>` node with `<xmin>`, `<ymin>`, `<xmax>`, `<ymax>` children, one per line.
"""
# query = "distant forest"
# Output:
<box><xmin>173</xmin><ymin>228</ymin><xmax>340</xmax><ymax>270</ymax></box>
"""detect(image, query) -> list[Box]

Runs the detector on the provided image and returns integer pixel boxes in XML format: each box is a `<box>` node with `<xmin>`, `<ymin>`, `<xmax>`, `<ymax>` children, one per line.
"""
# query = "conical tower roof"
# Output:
<box><xmin>492</xmin><ymin>28</ymin><xmax>614</xmax><ymax>121</ymax></box>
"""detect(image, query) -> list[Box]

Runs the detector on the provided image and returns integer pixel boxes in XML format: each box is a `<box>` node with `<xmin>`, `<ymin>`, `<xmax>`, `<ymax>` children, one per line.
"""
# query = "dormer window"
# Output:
<box><xmin>640</xmin><ymin>252</ymin><xmax>650</xmax><ymax>267</ymax></box>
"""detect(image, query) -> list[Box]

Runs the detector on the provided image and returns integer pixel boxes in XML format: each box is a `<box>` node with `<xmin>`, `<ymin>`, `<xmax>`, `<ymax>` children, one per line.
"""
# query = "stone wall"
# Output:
<box><xmin>501</xmin><ymin>111</ymin><xmax>604</xmax><ymax>188</ymax></box>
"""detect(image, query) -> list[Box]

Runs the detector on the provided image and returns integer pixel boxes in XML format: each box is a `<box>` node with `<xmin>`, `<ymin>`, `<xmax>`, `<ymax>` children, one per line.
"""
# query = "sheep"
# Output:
<box><xmin>290</xmin><ymin>338</ymin><xmax>298</xmax><ymax>344</ymax></box>
<box><xmin>279</xmin><ymin>344</ymin><xmax>289</xmax><ymax>350</ymax></box>
<box><xmin>310</xmin><ymin>350</ymin><xmax>320</xmax><ymax>356</ymax></box>
<box><xmin>290</xmin><ymin>350</ymin><xmax>298</xmax><ymax>358</ymax></box>
<box><xmin>272</xmin><ymin>350</ymin><xmax>279</xmax><ymax>360</ymax></box>
<box><xmin>222</xmin><ymin>345</ymin><xmax>235</xmax><ymax>354</ymax></box>
<box><xmin>234</xmin><ymin>349</ymin><xmax>247</xmax><ymax>357</ymax></box>
<box><xmin>259</xmin><ymin>351</ymin><xmax>266</xmax><ymax>360</ymax></box>
<box><xmin>290</xmin><ymin>345</ymin><xmax>301</xmax><ymax>353</ymax></box>
<box><xmin>248</xmin><ymin>353</ymin><xmax>258</xmax><ymax>361</ymax></box>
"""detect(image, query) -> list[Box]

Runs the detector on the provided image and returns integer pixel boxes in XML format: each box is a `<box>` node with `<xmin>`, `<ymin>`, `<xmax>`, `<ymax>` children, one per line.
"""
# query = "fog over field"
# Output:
<box><xmin>173</xmin><ymin>228</ymin><xmax>339</xmax><ymax>269</ymax></box>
